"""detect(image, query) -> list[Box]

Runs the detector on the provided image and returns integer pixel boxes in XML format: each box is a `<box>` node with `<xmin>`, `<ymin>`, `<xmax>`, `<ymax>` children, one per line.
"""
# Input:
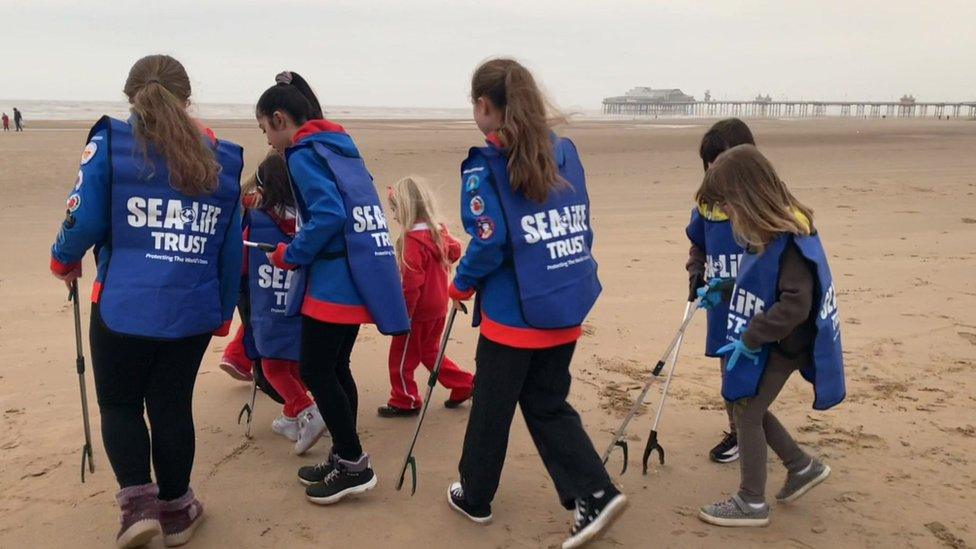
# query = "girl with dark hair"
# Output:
<box><xmin>49</xmin><ymin>54</ymin><xmax>244</xmax><ymax>548</ymax></box>
<box><xmin>686</xmin><ymin>118</ymin><xmax>755</xmax><ymax>464</ymax></box>
<box><xmin>446</xmin><ymin>58</ymin><xmax>625</xmax><ymax>549</ymax></box>
<box><xmin>256</xmin><ymin>71</ymin><xmax>410</xmax><ymax>504</ymax></box>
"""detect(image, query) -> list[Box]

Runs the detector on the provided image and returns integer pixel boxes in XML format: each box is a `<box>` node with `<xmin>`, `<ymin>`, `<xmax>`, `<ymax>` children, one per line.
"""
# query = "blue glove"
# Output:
<box><xmin>716</xmin><ymin>338</ymin><xmax>761</xmax><ymax>372</ymax></box>
<box><xmin>696</xmin><ymin>277</ymin><xmax>734</xmax><ymax>310</ymax></box>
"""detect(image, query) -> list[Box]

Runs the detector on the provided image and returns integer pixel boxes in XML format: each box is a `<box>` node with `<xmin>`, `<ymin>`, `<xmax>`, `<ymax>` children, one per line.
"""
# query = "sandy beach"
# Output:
<box><xmin>1</xmin><ymin>116</ymin><xmax>974</xmax><ymax>548</ymax></box>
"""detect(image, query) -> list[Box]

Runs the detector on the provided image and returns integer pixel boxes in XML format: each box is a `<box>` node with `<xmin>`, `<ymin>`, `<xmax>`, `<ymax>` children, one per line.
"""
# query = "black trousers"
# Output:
<box><xmin>299</xmin><ymin>318</ymin><xmax>362</xmax><ymax>460</ymax></box>
<box><xmin>459</xmin><ymin>336</ymin><xmax>611</xmax><ymax>509</ymax></box>
<box><xmin>89</xmin><ymin>305</ymin><xmax>211</xmax><ymax>501</ymax></box>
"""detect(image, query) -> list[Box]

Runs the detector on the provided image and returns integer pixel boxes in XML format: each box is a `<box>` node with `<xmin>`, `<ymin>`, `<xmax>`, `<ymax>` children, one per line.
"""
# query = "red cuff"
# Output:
<box><xmin>449</xmin><ymin>281</ymin><xmax>475</xmax><ymax>301</ymax></box>
<box><xmin>212</xmin><ymin>320</ymin><xmax>232</xmax><ymax>337</ymax></box>
<box><xmin>270</xmin><ymin>243</ymin><xmax>296</xmax><ymax>270</ymax></box>
<box><xmin>50</xmin><ymin>256</ymin><xmax>81</xmax><ymax>278</ymax></box>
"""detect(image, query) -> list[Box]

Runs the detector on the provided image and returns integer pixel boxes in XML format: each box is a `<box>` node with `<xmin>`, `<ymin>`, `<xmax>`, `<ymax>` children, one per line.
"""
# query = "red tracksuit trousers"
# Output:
<box><xmin>387</xmin><ymin>316</ymin><xmax>473</xmax><ymax>410</ymax></box>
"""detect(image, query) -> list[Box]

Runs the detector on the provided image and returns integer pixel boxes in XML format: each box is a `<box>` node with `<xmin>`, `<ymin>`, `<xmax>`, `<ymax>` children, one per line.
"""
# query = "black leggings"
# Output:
<box><xmin>90</xmin><ymin>305</ymin><xmax>211</xmax><ymax>501</ymax></box>
<box><xmin>459</xmin><ymin>336</ymin><xmax>611</xmax><ymax>509</ymax></box>
<box><xmin>299</xmin><ymin>318</ymin><xmax>362</xmax><ymax>460</ymax></box>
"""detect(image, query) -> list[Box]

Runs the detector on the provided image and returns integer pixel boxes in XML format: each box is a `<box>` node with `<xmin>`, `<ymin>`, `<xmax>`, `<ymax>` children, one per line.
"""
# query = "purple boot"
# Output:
<box><xmin>115</xmin><ymin>484</ymin><xmax>161</xmax><ymax>548</ymax></box>
<box><xmin>159</xmin><ymin>488</ymin><xmax>205</xmax><ymax>547</ymax></box>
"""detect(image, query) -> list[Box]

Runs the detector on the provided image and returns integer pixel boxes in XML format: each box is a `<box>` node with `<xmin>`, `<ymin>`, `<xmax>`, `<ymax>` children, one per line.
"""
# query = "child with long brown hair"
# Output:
<box><xmin>49</xmin><ymin>54</ymin><xmax>244</xmax><ymax>547</ymax></box>
<box><xmin>447</xmin><ymin>58</ymin><xmax>625</xmax><ymax>549</ymax></box>
<box><xmin>694</xmin><ymin>144</ymin><xmax>844</xmax><ymax>527</ymax></box>
<box><xmin>377</xmin><ymin>176</ymin><xmax>474</xmax><ymax>417</ymax></box>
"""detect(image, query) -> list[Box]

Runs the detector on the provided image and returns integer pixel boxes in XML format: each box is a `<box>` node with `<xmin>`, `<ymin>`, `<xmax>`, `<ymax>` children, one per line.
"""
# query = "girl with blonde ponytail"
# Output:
<box><xmin>48</xmin><ymin>54</ymin><xmax>244</xmax><ymax>548</ymax></box>
<box><xmin>447</xmin><ymin>58</ymin><xmax>626</xmax><ymax>549</ymax></box>
<box><xmin>378</xmin><ymin>176</ymin><xmax>474</xmax><ymax>417</ymax></box>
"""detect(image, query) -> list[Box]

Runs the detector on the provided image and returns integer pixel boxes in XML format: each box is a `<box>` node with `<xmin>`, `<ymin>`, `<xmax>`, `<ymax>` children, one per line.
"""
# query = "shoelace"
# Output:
<box><xmin>321</xmin><ymin>467</ymin><xmax>341</xmax><ymax>486</ymax></box>
<box><xmin>451</xmin><ymin>485</ymin><xmax>464</xmax><ymax>500</ymax></box>
<box><xmin>299</xmin><ymin>411</ymin><xmax>314</xmax><ymax>430</ymax></box>
<box><xmin>571</xmin><ymin>498</ymin><xmax>594</xmax><ymax>533</ymax></box>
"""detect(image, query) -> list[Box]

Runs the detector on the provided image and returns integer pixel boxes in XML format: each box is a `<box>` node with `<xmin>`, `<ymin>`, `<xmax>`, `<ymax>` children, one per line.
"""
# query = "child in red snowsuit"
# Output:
<box><xmin>379</xmin><ymin>176</ymin><xmax>474</xmax><ymax>417</ymax></box>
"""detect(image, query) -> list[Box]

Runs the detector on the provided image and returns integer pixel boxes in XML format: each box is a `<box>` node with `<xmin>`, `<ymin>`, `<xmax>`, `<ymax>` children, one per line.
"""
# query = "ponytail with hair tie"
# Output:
<box><xmin>124</xmin><ymin>54</ymin><xmax>220</xmax><ymax>197</ymax></box>
<box><xmin>257</xmin><ymin>71</ymin><xmax>324</xmax><ymax>122</ymax></box>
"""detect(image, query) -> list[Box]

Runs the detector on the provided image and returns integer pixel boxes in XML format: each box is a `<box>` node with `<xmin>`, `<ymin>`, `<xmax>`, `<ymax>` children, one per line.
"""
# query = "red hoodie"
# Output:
<box><xmin>402</xmin><ymin>225</ymin><xmax>461</xmax><ymax>322</ymax></box>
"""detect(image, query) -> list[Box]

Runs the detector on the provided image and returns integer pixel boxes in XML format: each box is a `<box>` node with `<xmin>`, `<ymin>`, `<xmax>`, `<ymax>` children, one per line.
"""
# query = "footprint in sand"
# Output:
<box><xmin>957</xmin><ymin>332</ymin><xmax>976</xmax><ymax>346</ymax></box>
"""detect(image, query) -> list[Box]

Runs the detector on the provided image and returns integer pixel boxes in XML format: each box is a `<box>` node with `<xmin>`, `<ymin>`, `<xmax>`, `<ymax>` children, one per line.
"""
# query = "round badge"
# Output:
<box><xmin>465</xmin><ymin>175</ymin><xmax>480</xmax><ymax>194</ymax></box>
<box><xmin>80</xmin><ymin>142</ymin><xmax>98</xmax><ymax>165</ymax></box>
<box><xmin>66</xmin><ymin>193</ymin><xmax>82</xmax><ymax>212</ymax></box>
<box><xmin>475</xmin><ymin>216</ymin><xmax>495</xmax><ymax>240</ymax></box>
<box><xmin>469</xmin><ymin>196</ymin><xmax>485</xmax><ymax>216</ymax></box>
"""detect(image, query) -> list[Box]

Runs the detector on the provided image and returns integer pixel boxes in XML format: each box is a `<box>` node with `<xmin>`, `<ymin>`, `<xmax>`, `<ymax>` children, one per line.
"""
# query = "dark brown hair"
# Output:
<box><xmin>471</xmin><ymin>58</ymin><xmax>563</xmax><ymax>203</ymax></box>
<box><xmin>124</xmin><ymin>55</ymin><xmax>220</xmax><ymax>196</ymax></box>
<box><xmin>698</xmin><ymin>118</ymin><xmax>755</xmax><ymax>172</ymax></box>
<box><xmin>254</xmin><ymin>152</ymin><xmax>294</xmax><ymax>215</ymax></box>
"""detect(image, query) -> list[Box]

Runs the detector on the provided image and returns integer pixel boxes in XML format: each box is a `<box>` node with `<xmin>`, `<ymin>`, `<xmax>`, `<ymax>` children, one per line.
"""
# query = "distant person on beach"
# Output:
<box><xmin>2</xmin><ymin>112</ymin><xmax>9</xmax><ymax>131</ymax></box>
<box><xmin>258</xmin><ymin>71</ymin><xmax>409</xmax><ymax>504</ymax></box>
<box><xmin>49</xmin><ymin>54</ymin><xmax>244</xmax><ymax>548</ymax></box>
<box><xmin>13</xmin><ymin>107</ymin><xmax>23</xmax><ymax>131</ymax></box>
<box><xmin>446</xmin><ymin>58</ymin><xmax>626</xmax><ymax>549</ymax></box>
<box><xmin>695</xmin><ymin>144</ymin><xmax>844</xmax><ymax>528</ymax></box>
<box><xmin>378</xmin><ymin>176</ymin><xmax>473</xmax><ymax>418</ymax></box>
<box><xmin>685</xmin><ymin>118</ymin><xmax>754</xmax><ymax>465</ymax></box>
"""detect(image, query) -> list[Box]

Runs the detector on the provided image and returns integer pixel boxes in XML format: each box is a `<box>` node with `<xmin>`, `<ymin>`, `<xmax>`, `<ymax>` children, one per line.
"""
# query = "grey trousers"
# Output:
<box><xmin>731</xmin><ymin>357</ymin><xmax>811</xmax><ymax>503</ymax></box>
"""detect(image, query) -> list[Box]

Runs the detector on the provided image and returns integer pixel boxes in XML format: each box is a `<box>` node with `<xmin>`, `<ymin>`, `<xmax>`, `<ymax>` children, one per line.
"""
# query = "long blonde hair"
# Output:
<box><xmin>388</xmin><ymin>176</ymin><xmax>450</xmax><ymax>271</ymax></box>
<box><xmin>471</xmin><ymin>58</ymin><xmax>566</xmax><ymax>203</ymax></box>
<box><xmin>697</xmin><ymin>144</ymin><xmax>813</xmax><ymax>253</ymax></box>
<box><xmin>124</xmin><ymin>55</ymin><xmax>220</xmax><ymax>196</ymax></box>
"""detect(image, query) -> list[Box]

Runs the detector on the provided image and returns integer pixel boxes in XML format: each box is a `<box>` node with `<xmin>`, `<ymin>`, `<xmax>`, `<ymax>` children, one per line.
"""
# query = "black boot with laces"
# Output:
<box><xmin>305</xmin><ymin>453</ymin><xmax>377</xmax><ymax>505</ymax></box>
<box><xmin>297</xmin><ymin>449</ymin><xmax>337</xmax><ymax>486</ymax></box>
<box><xmin>562</xmin><ymin>484</ymin><xmax>628</xmax><ymax>549</ymax></box>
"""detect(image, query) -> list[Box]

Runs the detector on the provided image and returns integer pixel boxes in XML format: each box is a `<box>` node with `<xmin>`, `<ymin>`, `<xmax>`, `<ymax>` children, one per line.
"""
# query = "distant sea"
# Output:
<box><xmin>0</xmin><ymin>100</ymin><xmax>479</xmax><ymax>121</ymax></box>
<box><xmin>0</xmin><ymin>99</ymin><xmax>613</xmax><ymax>122</ymax></box>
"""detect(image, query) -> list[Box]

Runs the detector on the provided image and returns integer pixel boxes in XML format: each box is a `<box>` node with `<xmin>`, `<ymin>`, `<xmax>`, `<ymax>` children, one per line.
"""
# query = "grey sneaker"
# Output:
<box><xmin>776</xmin><ymin>458</ymin><xmax>831</xmax><ymax>503</ymax></box>
<box><xmin>698</xmin><ymin>495</ymin><xmax>770</xmax><ymax>527</ymax></box>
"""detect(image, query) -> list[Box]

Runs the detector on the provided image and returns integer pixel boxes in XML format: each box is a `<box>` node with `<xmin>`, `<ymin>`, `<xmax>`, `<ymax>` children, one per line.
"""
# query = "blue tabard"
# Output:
<box><xmin>723</xmin><ymin>233</ymin><xmax>845</xmax><ymax>410</ymax></box>
<box><xmin>247</xmin><ymin>209</ymin><xmax>302</xmax><ymax>361</ymax></box>
<box><xmin>477</xmin><ymin>138</ymin><xmax>601</xmax><ymax>329</ymax></box>
<box><xmin>686</xmin><ymin>207</ymin><xmax>745</xmax><ymax>356</ymax></box>
<box><xmin>307</xmin><ymin>142</ymin><xmax>409</xmax><ymax>335</ymax></box>
<box><xmin>93</xmin><ymin>116</ymin><xmax>243</xmax><ymax>339</ymax></box>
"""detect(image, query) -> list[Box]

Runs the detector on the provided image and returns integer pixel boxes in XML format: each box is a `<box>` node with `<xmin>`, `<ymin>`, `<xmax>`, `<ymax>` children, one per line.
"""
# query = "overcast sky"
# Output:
<box><xmin>1</xmin><ymin>0</ymin><xmax>973</xmax><ymax>109</ymax></box>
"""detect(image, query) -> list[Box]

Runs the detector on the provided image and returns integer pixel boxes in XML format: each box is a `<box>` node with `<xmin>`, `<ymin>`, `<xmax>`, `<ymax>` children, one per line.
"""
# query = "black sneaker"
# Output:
<box><xmin>297</xmin><ymin>451</ymin><xmax>337</xmax><ymax>486</ymax></box>
<box><xmin>377</xmin><ymin>405</ymin><xmax>420</xmax><ymax>418</ymax></box>
<box><xmin>447</xmin><ymin>482</ymin><xmax>492</xmax><ymax>524</ymax></box>
<box><xmin>444</xmin><ymin>396</ymin><xmax>471</xmax><ymax>409</ymax></box>
<box><xmin>709</xmin><ymin>432</ymin><xmax>739</xmax><ymax>464</ymax></box>
<box><xmin>562</xmin><ymin>485</ymin><xmax>628</xmax><ymax>549</ymax></box>
<box><xmin>305</xmin><ymin>455</ymin><xmax>377</xmax><ymax>505</ymax></box>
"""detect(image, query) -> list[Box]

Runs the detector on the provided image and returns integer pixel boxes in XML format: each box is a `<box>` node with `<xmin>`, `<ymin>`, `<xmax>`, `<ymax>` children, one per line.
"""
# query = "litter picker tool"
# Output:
<box><xmin>395</xmin><ymin>302</ymin><xmax>467</xmax><ymax>495</ymax></box>
<box><xmin>601</xmin><ymin>299</ymin><xmax>700</xmax><ymax>475</ymax></box>
<box><xmin>69</xmin><ymin>280</ymin><xmax>96</xmax><ymax>482</ymax></box>
<box><xmin>243</xmin><ymin>240</ymin><xmax>276</xmax><ymax>253</ymax></box>
<box><xmin>238</xmin><ymin>375</ymin><xmax>259</xmax><ymax>439</ymax></box>
<box><xmin>640</xmin><ymin>301</ymin><xmax>693</xmax><ymax>474</ymax></box>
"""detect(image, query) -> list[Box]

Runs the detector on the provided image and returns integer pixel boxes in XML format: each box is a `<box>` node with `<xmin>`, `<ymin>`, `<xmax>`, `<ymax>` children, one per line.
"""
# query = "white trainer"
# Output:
<box><xmin>271</xmin><ymin>415</ymin><xmax>299</xmax><ymax>442</ymax></box>
<box><xmin>294</xmin><ymin>405</ymin><xmax>328</xmax><ymax>455</ymax></box>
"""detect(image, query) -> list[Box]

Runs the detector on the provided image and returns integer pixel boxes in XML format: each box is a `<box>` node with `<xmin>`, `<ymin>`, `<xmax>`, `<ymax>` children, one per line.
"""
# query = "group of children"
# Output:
<box><xmin>49</xmin><ymin>53</ymin><xmax>843</xmax><ymax>549</ymax></box>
